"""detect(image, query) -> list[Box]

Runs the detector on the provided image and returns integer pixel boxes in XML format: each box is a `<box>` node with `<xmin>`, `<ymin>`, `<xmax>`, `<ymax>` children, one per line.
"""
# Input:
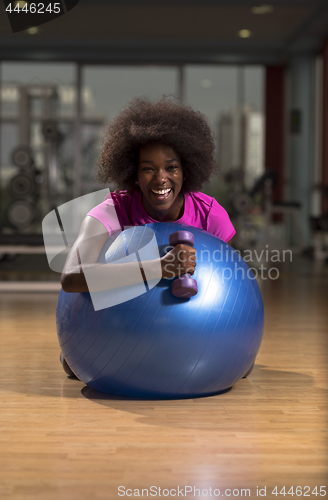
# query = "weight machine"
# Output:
<box><xmin>226</xmin><ymin>170</ymin><xmax>305</xmax><ymax>252</ymax></box>
<box><xmin>2</xmin><ymin>84</ymin><xmax>63</xmax><ymax>235</ymax></box>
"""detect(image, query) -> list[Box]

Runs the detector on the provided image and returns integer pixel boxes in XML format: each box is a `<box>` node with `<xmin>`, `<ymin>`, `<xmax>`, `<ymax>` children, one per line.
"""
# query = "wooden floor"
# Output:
<box><xmin>1</xmin><ymin>257</ymin><xmax>327</xmax><ymax>500</ymax></box>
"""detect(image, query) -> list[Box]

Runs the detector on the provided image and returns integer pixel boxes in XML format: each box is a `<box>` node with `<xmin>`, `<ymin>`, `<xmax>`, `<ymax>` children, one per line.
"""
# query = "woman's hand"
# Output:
<box><xmin>160</xmin><ymin>244</ymin><xmax>196</xmax><ymax>280</ymax></box>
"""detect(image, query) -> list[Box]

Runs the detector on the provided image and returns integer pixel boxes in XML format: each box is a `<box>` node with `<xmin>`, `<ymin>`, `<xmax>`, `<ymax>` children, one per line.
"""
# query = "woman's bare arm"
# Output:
<box><xmin>61</xmin><ymin>216</ymin><xmax>197</xmax><ymax>293</ymax></box>
<box><xmin>61</xmin><ymin>216</ymin><xmax>109</xmax><ymax>292</ymax></box>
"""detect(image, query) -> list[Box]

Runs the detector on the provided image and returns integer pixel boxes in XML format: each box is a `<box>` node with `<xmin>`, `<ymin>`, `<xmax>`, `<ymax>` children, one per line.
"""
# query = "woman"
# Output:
<box><xmin>61</xmin><ymin>97</ymin><xmax>235</xmax><ymax>294</ymax></box>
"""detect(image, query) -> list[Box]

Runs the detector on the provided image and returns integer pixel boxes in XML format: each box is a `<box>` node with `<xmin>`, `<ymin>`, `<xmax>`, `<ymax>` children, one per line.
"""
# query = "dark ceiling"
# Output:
<box><xmin>0</xmin><ymin>0</ymin><xmax>328</xmax><ymax>64</ymax></box>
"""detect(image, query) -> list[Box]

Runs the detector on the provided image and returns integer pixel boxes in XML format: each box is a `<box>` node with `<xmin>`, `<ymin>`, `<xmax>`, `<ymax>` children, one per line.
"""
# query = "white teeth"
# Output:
<box><xmin>152</xmin><ymin>188</ymin><xmax>171</xmax><ymax>195</ymax></box>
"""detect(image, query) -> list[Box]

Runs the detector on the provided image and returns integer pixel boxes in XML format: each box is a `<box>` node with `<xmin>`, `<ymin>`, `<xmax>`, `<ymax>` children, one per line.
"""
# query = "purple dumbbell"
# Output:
<box><xmin>168</xmin><ymin>230</ymin><xmax>198</xmax><ymax>298</ymax></box>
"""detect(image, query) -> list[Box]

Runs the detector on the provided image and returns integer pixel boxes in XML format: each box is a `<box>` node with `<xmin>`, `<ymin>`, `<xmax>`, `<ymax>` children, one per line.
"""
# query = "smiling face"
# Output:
<box><xmin>137</xmin><ymin>143</ymin><xmax>184</xmax><ymax>221</ymax></box>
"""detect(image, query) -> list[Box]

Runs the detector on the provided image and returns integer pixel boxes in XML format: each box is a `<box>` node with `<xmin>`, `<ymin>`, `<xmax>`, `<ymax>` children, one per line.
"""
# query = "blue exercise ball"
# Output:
<box><xmin>57</xmin><ymin>222</ymin><xmax>264</xmax><ymax>398</ymax></box>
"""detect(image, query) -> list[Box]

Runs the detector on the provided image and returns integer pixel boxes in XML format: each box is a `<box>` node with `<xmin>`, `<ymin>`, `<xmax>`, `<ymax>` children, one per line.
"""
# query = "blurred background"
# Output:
<box><xmin>0</xmin><ymin>0</ymin><xmax>328</xmax><ymax>289</ymax></box>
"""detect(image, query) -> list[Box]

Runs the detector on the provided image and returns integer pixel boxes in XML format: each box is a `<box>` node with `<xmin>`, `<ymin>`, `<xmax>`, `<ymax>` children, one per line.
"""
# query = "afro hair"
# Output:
<box><xmin>96</xmin><ymin>96</ymin><xmax>218</xmax><ymax>194</ymax></box>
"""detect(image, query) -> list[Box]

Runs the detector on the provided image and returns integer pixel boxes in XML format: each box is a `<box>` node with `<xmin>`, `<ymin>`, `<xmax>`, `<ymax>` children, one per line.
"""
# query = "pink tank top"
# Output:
<box><xmin>87</xmin><ymin>190</ymin><xmax>235</xmax><ymax>243</ymax></box>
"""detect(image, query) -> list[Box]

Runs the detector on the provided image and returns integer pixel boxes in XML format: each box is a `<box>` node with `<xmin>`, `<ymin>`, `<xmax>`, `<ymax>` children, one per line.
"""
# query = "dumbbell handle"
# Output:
<box><xmin>168</xmin><ymin>230</ymin><xmax>198</xmax><ymax>298</ymax></box>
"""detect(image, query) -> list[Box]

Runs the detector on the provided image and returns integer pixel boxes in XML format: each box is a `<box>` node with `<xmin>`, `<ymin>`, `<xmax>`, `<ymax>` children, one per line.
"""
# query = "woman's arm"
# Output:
<box><xmin>61</xmin><ymin>216</ymin><xmax>197</xmax><ymax>293</ymax></box>
<box><xmin>61</xmin><ymin>216</ymin><xmax>109</xmax><ymax>292</ymax></box>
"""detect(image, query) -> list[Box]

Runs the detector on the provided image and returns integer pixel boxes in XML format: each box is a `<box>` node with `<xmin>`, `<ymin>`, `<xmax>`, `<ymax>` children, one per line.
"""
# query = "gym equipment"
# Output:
<box><xmin>226</xmin><ymin>170</ymin><xmax>305</xmax><ymax>251</ymax></box>
<box><xmin>9</xmin><ymin>173</ymin><xmax>35</xmax><ymax>198</ymax></box>
<box><xmin>57</xmin><ymin>222</ymin><xmax>264</xmax><ymax>399</ymax></box>
<box><xmin>228</xmin><ymin>171</ymin><xmax>277</xmax><ymax>217</ymax></box>
<box><xmin>7</xmin><ymin>200</ymin><xmax>35</xmax><ymax>229</ymax></box>
<box><xmin>42</xmin><ymin>120</ymin><xmax>61</xmax><ymax>142</ymax></box>
<box><xmin>11</xmin><ymin>145</ymin><xmax>33</xmax><ymax>170</ymax></box>
<box><xmin>231</xmin><ymin>192</ymin><xmax>254</xmax><ymax>215</ymax></box>
<box><xmin>169</xmin><ymin>230</ymin><xmax>198</xmax><ymax>298</ymax></box>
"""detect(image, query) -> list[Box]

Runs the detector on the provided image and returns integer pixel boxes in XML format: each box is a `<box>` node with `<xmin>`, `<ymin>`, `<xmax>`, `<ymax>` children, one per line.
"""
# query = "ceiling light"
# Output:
<box><xmin>238</xmin><ymin>29</ymin><xmax>252</xmax><ymax>38</ymax></box>
<box><xmin>26</xmin><ymin>26</ymin><xmax>39</xmax><ymax>35</ymax></box>
<box><xmin>15</xmin><ymin>1</ymin><xmax>29</xmax><ymax>7</ymax></box>
<box><xmin>251</xmin><ymin>5</ymin><xmax>274</xmax><ymax>14</ymax></box>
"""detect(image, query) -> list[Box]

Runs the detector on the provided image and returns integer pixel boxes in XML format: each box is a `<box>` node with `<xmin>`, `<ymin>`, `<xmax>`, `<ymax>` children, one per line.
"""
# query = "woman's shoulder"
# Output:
<box><xmin>185</xmin><ymin>191</ymin><xmax>231</xmax><ymax>221</ymax></box>
<box><xmin>98</xmin><ymin>189</ymin><xmax>136</xmax><ymax>211</ymax></box>
<box><xmin>87</xmin><ymin>190</ymin><xmax>136</xmax><ymax>233</ymax></box>
<box><xmin>185</xmin><ymin>191</ymin><xmax>235</xmax><ymax>242</ymax></box>
<box><xmin>104</xmin><ymin>189</ymin><xmax>133</xmax><ymax>202</ymax></box>
<box><xmin>187</xmin><ymin>191</ymin><xmax>219</xmax><ymax>209</ymax></box>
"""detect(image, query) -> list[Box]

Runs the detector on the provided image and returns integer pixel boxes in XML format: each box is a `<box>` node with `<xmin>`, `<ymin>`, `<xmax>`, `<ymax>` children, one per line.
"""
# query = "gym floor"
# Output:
<box><xmin>0</xmin><ymin>256</ymin><xmax>327</xmax><ymax>500</ymax></box>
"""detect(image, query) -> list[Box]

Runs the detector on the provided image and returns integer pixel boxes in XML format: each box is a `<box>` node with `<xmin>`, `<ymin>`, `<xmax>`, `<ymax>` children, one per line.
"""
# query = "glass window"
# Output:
<box><xmin>0</xmin><ymin>62</ymin><xmax>77</xmax><ymax>234</ymax></box>
<box><xmin>81</xmin><ymin>65</ymin><xmax>179</xmax><ymax>190</ymax></box>
<box><xmin>244</xmin><ymin>65</ymin><xmax>265</xmax><ymax>113</ymax></box>
<box><xmin>185</xmin><ymin>65</ymin><xmax>265</xmax><ymax>202</ymax></box>
<box><xmin>185</xmin><ymin>65</ymin><xmax>239</xmax><ymax>134</ymax></box>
